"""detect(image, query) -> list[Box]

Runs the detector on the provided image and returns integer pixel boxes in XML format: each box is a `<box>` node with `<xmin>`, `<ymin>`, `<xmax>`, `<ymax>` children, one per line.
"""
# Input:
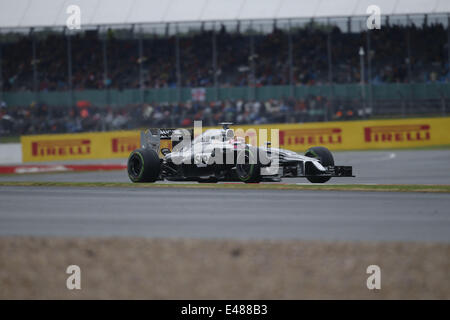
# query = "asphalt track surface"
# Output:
<box><xmin>0</xmin><ymin>150</ymin><xmax>449</xmax><ymax>242</ymax></box>
<box><xmin>0</xmin><ymin>186</ymin><xmax>449</xmax><ymax>242</ymax></box>
<box><xmin>0</xmin><ymin>150</ymin><xmax>450</xmax><ymax>184</ymax></box>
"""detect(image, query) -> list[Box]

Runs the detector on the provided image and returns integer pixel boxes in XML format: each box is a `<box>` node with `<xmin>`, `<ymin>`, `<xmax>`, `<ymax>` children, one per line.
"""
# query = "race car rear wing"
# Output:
<box><xmin>140</xmin><ymin>128</ymin><xmax>194</xmax><ymax>156</ymax></box>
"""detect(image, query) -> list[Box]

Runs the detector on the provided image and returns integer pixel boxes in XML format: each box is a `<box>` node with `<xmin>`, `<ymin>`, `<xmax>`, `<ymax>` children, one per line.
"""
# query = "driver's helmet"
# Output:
<box><xmin>224</xmin><ymin>128</ymin><xmax>234</xmax><ymax>140</ymax></box>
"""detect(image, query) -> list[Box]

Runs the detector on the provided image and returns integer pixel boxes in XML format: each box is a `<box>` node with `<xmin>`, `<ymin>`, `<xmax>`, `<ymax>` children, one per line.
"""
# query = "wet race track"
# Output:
<box><xmin>1</xmin><ymin>150</ymin><xmax>449</xmax><ymax>184</ymax></box>
<box><xmin>0</xmin><ymin>150</ymin><xmax>449</xmax><ymax>242</ymax></box>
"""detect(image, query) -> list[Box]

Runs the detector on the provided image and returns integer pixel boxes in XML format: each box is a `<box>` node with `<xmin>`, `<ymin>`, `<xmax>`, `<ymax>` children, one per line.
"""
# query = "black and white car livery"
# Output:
<box><xmin>127</xmin><ymin>123</ymin><xmax>354</xmax><ymax>183</ymax></box>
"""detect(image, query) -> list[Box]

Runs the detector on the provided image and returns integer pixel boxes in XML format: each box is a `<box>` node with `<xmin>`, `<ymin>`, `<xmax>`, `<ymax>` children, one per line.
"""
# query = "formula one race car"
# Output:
<box><xmin>127</xmin><ymin>123</ymin><xmax>354</xmax><ymax>183</ymax></box>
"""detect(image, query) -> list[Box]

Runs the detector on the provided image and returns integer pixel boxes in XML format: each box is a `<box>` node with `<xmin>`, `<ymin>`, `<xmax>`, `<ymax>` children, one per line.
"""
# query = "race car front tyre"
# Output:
<box><xmin>236</xmin><ymin>149</ymin><xmax>261</xmax><ymax>183</ymax></box>
<box><xmin>304</xmin><ymin>146</ymin><xmax>334</xmax><ymax>183</ymax></box>
<box><xmin>127</xmin><ymin>148</ymin><xmax>161</xmax><ymax>183</ymax></box>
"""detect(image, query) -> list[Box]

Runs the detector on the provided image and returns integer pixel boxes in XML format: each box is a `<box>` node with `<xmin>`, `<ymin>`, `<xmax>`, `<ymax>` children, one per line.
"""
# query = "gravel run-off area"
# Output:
<box><xmin>0</xmin><ymin>237</ymin><xmax>448</xmax><ymax>299</ymax></box>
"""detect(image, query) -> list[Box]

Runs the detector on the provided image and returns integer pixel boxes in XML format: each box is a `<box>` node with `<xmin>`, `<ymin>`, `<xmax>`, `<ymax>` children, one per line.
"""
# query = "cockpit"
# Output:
<box><xmin>192</xmin><ymin>129</ymin><xmax>235</xmax><ymax>144</ymax></box>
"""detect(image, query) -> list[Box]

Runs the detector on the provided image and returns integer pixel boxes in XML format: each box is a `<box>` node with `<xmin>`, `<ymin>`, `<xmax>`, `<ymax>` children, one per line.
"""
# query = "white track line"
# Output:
<box><xmin>349</xmin><ymin>152</ymin><xmax>397</xmax><ymax>164</ymax></box>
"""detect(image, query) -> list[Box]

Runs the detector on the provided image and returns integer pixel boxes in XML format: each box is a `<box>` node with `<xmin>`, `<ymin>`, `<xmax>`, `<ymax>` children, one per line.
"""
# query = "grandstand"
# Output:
<box><xmin>0</xmin><ymin>0</ymin><xmax>450</xmax><ymax>135</ymax></box>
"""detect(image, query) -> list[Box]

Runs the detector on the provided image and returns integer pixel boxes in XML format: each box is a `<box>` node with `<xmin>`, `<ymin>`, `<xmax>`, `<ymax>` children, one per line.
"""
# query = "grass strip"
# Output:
<box><xmin>0</xmin><ymin>181</ymin><xmax>449</xmax><ymax>193</ymax></box>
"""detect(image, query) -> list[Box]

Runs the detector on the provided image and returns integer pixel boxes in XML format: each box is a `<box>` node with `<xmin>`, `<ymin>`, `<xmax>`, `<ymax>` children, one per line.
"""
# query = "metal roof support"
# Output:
<box><xmin>138</xmin><ymin>25</ymin><xmax>144</xmax><ymax>104</ymax></box>
<box><xmin>406</xmin><ymin>15</ymin><xmax>413</xmax><ymax>84</ymax></box>
<box><xmin>358</xmin><ymin>46</ymin><xmax>366</xmax><ymax>119</ymax></box>
<box><xmin>212</xmin><ymin>22</ymin><xmax>218</xmax><ymax>100</ymax></box>
<box><xmin>288</xmin><ymin>19</ymin><xmax>294</xmax><ymax>97</ymax></box>
<box><xmin>175</xmin><ymin>23</ymin><xmax>181</xmax><ymax>102</ymax></box>
<box><xmin>248</xmin><ymin>20</ymin><xmax>255</xmax><ymax>101</ymax></box>
<box><xmin>406</xmin><ymin>15</ymin><xmax>413</xmax><ymax>117</ymax></box>
<box><xmin>366</xmin><ymin>25</ymin><xmax>373</xmax><ymax>116</ymax></box>
<box><xmin>0</xmin><ymin>39</ymin><xmax>3</xmax><ymax>104</ymax></box>
<box><xmin>102</xmin><ymin>29</ymin><xmax>110</xmax><ymax>107</ymax></box>
<box><xmin>31</xmin><ymin>31</ymin><xmax>38</xmax><ymax>103</ymax></box>
<box><xmin>326</xmin><ymin>17</ymin><xmax>334</xmax><ymax>120</ymax></box>
<box><xmin>66</xmin><ymin>28</ymin><xmax>73</xmax><ymax>108</ymax></box>
<box><xmin>448</xmin><ymin>14</ymin><xmax>450</xmax><ymax>83</ymax></box>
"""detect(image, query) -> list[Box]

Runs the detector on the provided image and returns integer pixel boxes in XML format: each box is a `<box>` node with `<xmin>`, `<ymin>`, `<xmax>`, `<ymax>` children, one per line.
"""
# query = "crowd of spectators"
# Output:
<box><xmin>0</xmin><ymin>96</ymin><xmax>365</xmax><ymax>136</ymax></box>
<box><xmin>1</xmin><ymin>23</ymin><xmax>449</xmax><ymax>92</ymax></box>
<box><xmin>0</xmin><ymin>22</ymin><xmax>444</xmax><ymax>136</ymax></box>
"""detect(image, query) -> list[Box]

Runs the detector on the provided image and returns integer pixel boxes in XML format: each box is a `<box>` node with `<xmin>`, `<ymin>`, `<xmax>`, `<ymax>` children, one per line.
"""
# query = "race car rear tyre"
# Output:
<box><xmin>127</xmin><ymin>148</ymin><xmax>161</xmax><ymax>183</ymax></box>
<box><xmin>236</xmin><ymin>149</ymin><xmax>261</xmax><ymax>183</ymax></box>
<box><xmin>305</xmin><ymin>146</ymin><xmax>334</xmax><ymax>183</ymax></box>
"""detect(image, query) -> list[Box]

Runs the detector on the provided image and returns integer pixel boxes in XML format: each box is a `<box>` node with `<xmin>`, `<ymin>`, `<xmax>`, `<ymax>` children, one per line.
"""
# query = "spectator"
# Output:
<box><xmin>1</xmin><ymin>23</ymin><xmax>448</xmax><ymax>91</ymax></box>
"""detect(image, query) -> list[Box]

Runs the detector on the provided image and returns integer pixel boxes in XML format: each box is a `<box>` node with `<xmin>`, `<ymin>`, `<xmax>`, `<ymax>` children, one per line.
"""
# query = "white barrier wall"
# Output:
<box><xmin>0</xmin><ymin>143</ymin><xmax>22</xmax><ymax>164</ymax></box>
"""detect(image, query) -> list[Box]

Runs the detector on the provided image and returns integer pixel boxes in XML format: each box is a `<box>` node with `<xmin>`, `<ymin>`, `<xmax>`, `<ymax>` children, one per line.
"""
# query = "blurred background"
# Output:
<box><xmin>0</xmin><ymin>1</ymin><xmax>449</xmax><ymax>300</ymax></box>
<box><xmin>0</xmin><ymin>0</ymin><xmax>449</xmax><ymax>137</ymax></box>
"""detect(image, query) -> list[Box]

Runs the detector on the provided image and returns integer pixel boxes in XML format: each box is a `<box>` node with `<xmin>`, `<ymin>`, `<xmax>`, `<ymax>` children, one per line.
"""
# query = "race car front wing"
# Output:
<box><xmin>262</xmin><ymin>164</ymin><xmax>354</xmax><ymax>178</ymax></box>
<box><xmin>323</xmin><ymin>165</ymin><xmax>354</xmax><ymax>177</ymax></box>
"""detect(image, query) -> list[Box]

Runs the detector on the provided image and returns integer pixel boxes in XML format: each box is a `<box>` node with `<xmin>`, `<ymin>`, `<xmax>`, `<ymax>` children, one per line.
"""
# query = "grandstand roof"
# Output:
<box><xmin>0</xmin><ymin>0</ymin><xmax>449</xmax><ymax>29</ymax></box>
